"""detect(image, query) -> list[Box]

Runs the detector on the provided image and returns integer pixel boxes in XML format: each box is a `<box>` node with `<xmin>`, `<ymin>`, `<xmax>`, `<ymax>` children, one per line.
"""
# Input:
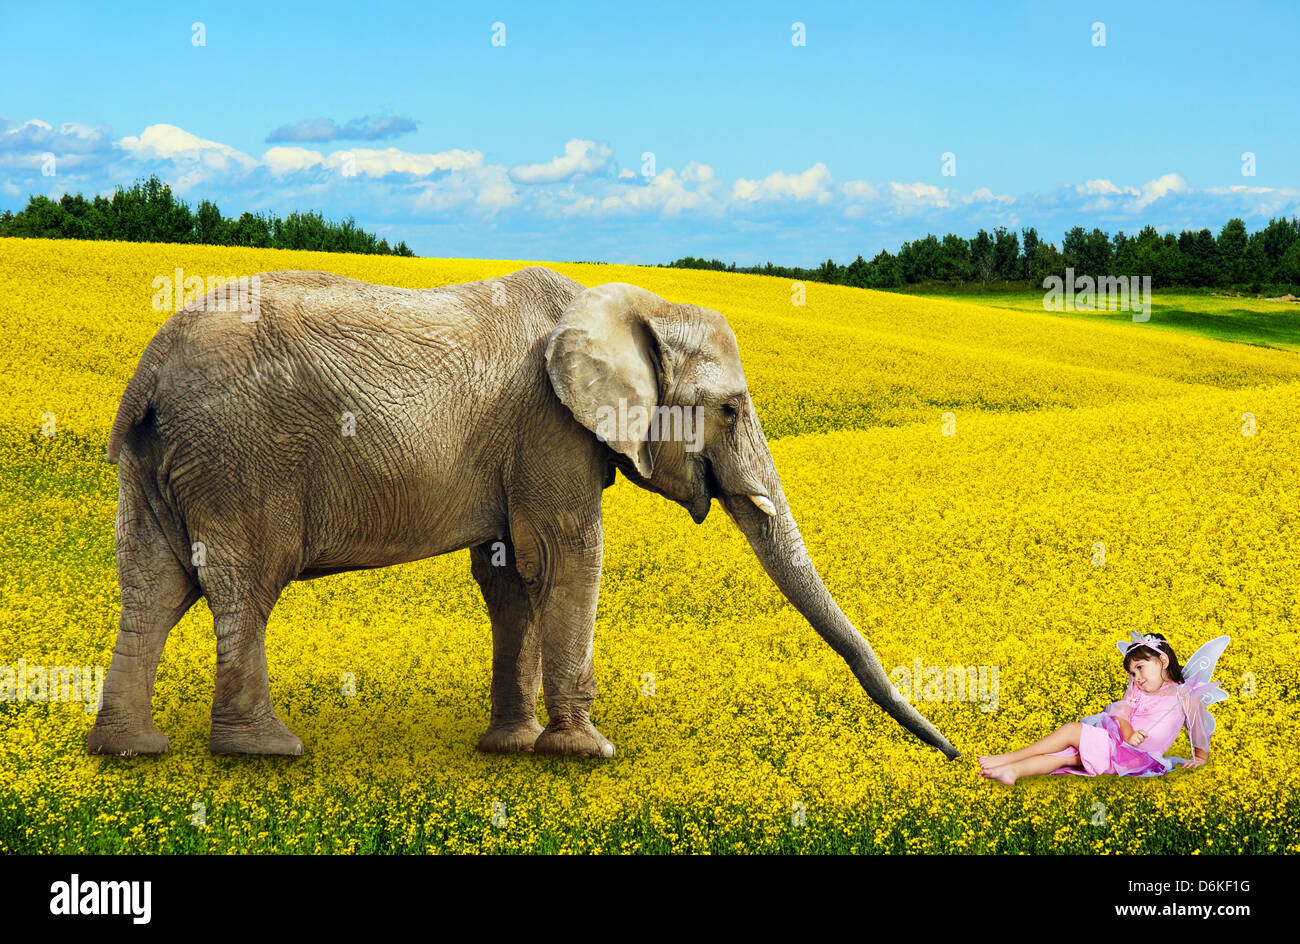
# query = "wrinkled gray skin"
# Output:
<box><xmin>87</xmin><ymin>266</ymin><xmax>960</xmax><ymax>760</ymax></box>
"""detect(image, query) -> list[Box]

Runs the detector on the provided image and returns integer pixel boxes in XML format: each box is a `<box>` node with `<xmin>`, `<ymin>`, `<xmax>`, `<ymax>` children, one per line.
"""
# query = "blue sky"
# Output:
<box><xmin>2</xmin><ymin>0</ymin><xmax>1297</xmax><ymax>264</ymax></box>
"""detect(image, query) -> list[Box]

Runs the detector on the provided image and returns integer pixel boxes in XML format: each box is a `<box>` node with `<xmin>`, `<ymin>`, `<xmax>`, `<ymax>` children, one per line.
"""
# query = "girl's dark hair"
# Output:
<box><xmin>1123</xmin><ymin>632</ymin><xmax>1184</xmax><ymax>684</ymax></box>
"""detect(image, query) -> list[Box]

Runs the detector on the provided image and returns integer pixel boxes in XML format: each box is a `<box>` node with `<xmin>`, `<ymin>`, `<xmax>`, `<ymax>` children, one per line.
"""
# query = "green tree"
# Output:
<box><xmin>939</xmin><ymin>234</ymin><xmax>971</xmax><ymax>281</ymax></box>
<box><xmin>1111</xmin><ymin>231</ymin><xmax>1132</xmax><ymax>274</ymax></box>
<box><xmin>970</xmin><ymin>229</ymin><xmax>995</xmax><ymax>281</ymax></box>
<box><xmin>899</xmin><ymin>234</ymin><xmax>942</xmax><ymax>283</ymax></box>
<box><xmin>1061</xmin><ymin>226</ymin><xmax>1113</xmax><ymax>275</ymax></box>
<box><xmin>992</xmin><ymin>227</ymin><xmax>1020</xmax><ymax>280</ymax></box>
<box><xmin>1217</xmin><ymin>218</ymin><xmax>1248</xmax><ymax>284</ymax></box>
<box><xmin>228</xmin><ymin>211</ymin><xmax>272</xmax><ymax>248</ymax></box>
<box><xmin>1020</xmin><ymin>227</ymin><xmax>1039</xmax><ymax>279</ymax></box>
<box><xmin>1273</xmin><ymin>240</ymin><xmax>1300</xmax><ymax>289</ymax></box>
<box><xmin>0</xmin><ymin>174</ymin><xmax>412</xmax><ymax>255</ymax></box>
<box><xmin>1156</xmin><ymin>233</ymin><xmax>1187</xmax><ymax>287</ymax></box>
<box><xmin>864</xmin><ymin>250</ymin><xmax>903</xmax><ymax>288</ymax></box>
<box><xmin>1255</xmin><ymin>216</ymin><xmax>1298</xmax><ymax>267</ymax></box>
<box><xmin>1028</xmin><ymin>241</ymin><xmax>1065</xmax><ymax>286</ymax></box>
<box><xmin>195</xmin><ymin>199</ymin><xmax>226</xmax><ymax>244</ymax></box>
<box><xmin>1180</xmin><ymin>228</ymin><xmax>1218</xmax><ymax>286</ymax></box>
<box><xmin>816</xmin><ymin>258</ymin><xmax>841</xmax><ymax>283</ymax></box>
<box><xmin>842</xmin><ymin>254</ymin><xmax>869</xmax><ymax>288</ymax></box>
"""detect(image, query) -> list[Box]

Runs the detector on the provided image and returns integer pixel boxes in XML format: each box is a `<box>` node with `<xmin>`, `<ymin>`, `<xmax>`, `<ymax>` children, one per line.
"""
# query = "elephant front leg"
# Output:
<box><xmin>511</xmin><ymin>519</ymin><xmax>614</xmax><ymax>759</ymax></box>
<box><xmin>469</xmin><ymin>540</ymin><xmax>544</xmax><ymax>753</ymax></box>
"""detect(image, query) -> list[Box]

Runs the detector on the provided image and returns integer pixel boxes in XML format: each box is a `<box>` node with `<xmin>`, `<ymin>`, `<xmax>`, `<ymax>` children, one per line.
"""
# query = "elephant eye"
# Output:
<box><xmin>721</xmin><ymin>403</ymin><xmax>739</xmax><ymax>424</ymax></box>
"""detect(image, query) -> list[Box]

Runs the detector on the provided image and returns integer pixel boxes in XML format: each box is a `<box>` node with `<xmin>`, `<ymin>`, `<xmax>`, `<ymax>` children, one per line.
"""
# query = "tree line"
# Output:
<box><xmin>0</xmin><ymin>175</ymin><xmax>415</xmax><ymax>256</ymax></box>
<box><xmin>664</xmin><ymin>217</ymin><xmax>1300</xmax><ymax>294</ymax></box>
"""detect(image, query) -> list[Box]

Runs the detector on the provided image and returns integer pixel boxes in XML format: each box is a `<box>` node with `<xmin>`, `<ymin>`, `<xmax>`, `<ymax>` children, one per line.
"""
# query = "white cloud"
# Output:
<box><xmin>263</xmin><ymin>142</ymin><xmax>482</xmax><ymax>178</ymax></box>
<box><xmin>0</xmin><ymin>118</ymin><xmax>53</xmax><ymax>144</ymax></box>
<box><xmin>413</xmin><ymin>164</ymin><xmax>518</xmax><ymax>216</ymax></box>
<box><xmin>733</xmin><ymin>163</ymin><xmax>833</xmax><ymax>203</ymax></box>
<box><xmin>1129</xmin><ymin>172</ymin><xmax>1189</xmax><ymax>211</ymax></box>
<box><xmin>841</xmin><ymin>180</ymin><xmax>877</xmax><ymax>201</ymax></box>
<box><xmin>1204</xmin><ymin>184</ymin><xmax>1299</xmax><ymax>196</ymax></box>
<box><xmin>887</xmin><ymin>181</ymin><xmax>951</xmax><ymax>208</ymax></box>
<box><xmin>115</xmin><ymin>125</ymin><xmax>482</xmax><ymax>188</ymax></box>
<box><xmin>1064</xmin><ymin>172</ymin><xmax>1189</xmax><ymax>213</ymax></box>
<box><xmin>0</xmin><ymin>117</ymin><xmax>115</xmax><ymax>170</ymax></box>
<box><xmin>510</xmin><ymin>139</ymin><xmax>613</xmax><ymax>183</ymax></box>
<box><xmin>473</xmin><ymin>169</ymin><xmax>521</xmax><ymax>213</ymax></box>
<box><xmin>681</xmin><ymin>162</ymin><xmax>716</xmax><ymax>186</ymax></box>
<box><xmin>323</xmin><ymin>146</ymin><xmax>482</xmax><ymax>177</ymax></box>
<box><xmin>561</xmin><ymin>161</ymin><xmax>723</xmax><ymax>217</ymax></box>
<box><xmin>1202</xmin><ymin>184</ymin><xmax>1300</xmax><ymax>216</ymax></box>
<box><xmin>117</xmin><ymin>123</ymin><xmax>259</xmax><ymax>172</ymax></box>
<box><xmin>963</xmin><ymin>186</ymin><xmax>1013</xmax><ymax>205</ymax></box>
<box><xmin>1078</xmin><ymin>178</ymin><xmax>1125</xmax><ymax>196</ymax></box>
<box><xmin>262</xmin><ymin>146</ymin><xmax>325</xmax><ymax>175</ymax></box>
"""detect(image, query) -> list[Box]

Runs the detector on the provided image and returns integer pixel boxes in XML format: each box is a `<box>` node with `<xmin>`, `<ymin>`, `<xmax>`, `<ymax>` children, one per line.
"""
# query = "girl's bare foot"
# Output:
<box><xmin>979</xmin><ymin>753</ymin><xmax>1011</xmax><ymax>769</ymax></box>
<box><xmin>979</xmin><ymin>762</ymin><xmax>1018</xmax><ymax>785</ymax></box>
<box><xmin>990</xmin><ymin>763</ymin><xmax>1018</xmax><ymax>785</ymax></box>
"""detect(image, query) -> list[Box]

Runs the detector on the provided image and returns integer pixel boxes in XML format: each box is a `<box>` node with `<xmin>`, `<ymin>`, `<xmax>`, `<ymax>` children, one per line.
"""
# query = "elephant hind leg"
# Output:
<box><xmin>190</xmin><ymin>527</ymin><xmax>303</xmax><ymax>755</ymax></box>
<box><xmin>88</xmin><ymin>474</ymin><xmax>201</xmax><ymax>755</ymax></box>
<box><xmin>469</xmin><ymin>539</ymin><xmax>544</xmax><ymax>752</ymax></box>
<box><xmin>204</xmin><ymin>577</ymin><xmax>303</xmax><ymax>756</ymax></box>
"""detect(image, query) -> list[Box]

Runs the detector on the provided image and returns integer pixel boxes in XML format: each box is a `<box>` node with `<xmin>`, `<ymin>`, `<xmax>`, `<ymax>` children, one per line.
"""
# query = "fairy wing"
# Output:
<box><xmin>1178</xmin><ymin>635</ymin><xmax>1231</xmax><ymax>748</ymax></box>
<box><xmin>1182</xmin><ymin>635</ymin><xmax>1230</xmax><ymax>691</ymax></box>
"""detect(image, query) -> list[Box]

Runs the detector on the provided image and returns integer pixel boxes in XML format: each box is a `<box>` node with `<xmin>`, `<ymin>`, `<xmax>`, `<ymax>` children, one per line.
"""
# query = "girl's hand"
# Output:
<box><xmin>1125</xmin><ymin>729</ymin><xmax>1147</xmax><ymax>746</ymax></box>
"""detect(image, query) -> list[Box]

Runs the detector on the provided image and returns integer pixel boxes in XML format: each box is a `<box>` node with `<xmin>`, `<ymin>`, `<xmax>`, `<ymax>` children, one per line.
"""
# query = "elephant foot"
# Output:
<box><xmin>534</xmin><ymin>721</ymin><xmax>615</xmax><ymax>758</ymax></box>
<box><xmin>478</xmin><ymin>718</ymin><xmax>545</xmax><ymax>753</ymax></box>
<box><xmin>210</xmin><ymin>710</ymin><xmax>304</xmax><ymax>756</ymax></box>
<box><xmin>87</xmin><ymin>713</ymin><xmax>170</xmax><ymax>756</ymax></box>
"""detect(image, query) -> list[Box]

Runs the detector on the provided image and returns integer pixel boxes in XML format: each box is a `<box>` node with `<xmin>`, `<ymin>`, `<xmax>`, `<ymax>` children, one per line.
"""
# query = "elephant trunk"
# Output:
<box><xmin>716</xmin><ymin>436</ymin><xmax>961</xmax><ymax>760</ymax></box>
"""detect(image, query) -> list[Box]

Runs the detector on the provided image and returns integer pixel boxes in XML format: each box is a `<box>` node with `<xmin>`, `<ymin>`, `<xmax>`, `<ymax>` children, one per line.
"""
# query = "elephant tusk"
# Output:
<box><xmin>748</xmin><ymin>494</ymin><xmax>777</xmax><ymax>517</ymax></box>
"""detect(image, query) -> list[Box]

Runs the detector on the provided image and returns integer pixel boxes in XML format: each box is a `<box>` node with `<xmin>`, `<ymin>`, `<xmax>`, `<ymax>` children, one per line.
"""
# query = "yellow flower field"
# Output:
<box><xmin>0</xmin><ymin>236</ymin><xmax>1297</xmax><ymax>853</ymax></box>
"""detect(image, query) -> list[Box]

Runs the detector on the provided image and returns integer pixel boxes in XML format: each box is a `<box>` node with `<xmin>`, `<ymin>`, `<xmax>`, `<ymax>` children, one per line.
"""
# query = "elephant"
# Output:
<box><xmin>87</xmin><ymin>265</ymin><xmax>960</xmax><ymax>760</ymax></box>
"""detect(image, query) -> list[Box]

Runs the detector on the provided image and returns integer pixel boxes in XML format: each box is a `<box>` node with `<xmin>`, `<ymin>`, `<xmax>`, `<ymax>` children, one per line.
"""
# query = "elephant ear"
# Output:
<box><xmin>545</xmin><ymin>283</ymin><xmax>677</xmax><ymax>479</ymax></box>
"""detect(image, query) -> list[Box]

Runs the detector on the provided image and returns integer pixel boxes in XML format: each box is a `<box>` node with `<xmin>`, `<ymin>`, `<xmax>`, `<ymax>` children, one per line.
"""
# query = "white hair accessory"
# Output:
<box><xmin>1117</xmin><ymin>630</ymin><xmax>1165</xmax><ymax>656</ymax></box>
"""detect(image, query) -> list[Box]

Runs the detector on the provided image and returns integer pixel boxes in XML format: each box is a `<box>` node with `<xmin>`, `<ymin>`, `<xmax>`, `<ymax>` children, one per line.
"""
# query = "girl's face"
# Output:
<box><xmin>1129</xmin><ymin>655</ymin><xmax>1170</xmax><ymax>692</ymax></box>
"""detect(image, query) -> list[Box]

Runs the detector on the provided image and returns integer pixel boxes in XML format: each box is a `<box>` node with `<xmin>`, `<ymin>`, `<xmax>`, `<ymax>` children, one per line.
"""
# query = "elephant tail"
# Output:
<box><xmin>106</xmin><ymin>323</ymin><xmax>177</xmax><ymax>464</ymax></box>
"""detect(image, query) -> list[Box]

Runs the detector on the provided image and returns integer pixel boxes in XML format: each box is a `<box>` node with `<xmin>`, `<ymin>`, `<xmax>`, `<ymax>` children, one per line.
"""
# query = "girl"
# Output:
<box><xmin>977</xmin><ymin>631</ymin><xmax>1228</xmax><ymax>785</ymax></box>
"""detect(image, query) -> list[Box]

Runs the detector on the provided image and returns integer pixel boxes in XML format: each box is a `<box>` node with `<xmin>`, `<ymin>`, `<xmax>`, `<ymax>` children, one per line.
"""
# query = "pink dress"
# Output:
<box><xmin>1047</xmin><ymin>679</ymin><xmax>1211</xmax><ymax>776</ymax></box>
